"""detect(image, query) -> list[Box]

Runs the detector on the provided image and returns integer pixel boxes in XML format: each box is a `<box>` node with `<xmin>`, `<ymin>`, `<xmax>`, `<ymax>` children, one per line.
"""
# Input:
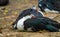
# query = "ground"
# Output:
<box><xmin>0</xmin><ymin>0</ymin><xmax>60</xmax><ymax>37</ymax></box>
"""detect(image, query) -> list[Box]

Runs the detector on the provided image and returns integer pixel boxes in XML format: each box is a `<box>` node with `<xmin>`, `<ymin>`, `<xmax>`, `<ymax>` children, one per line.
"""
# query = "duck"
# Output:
<box><xmin>0</xmin><ymin>0</ymin><xmax>9</xmax><ymax>6</ymax></box>
<box><xmin>12</xmin><ymin>14</ymin><xmax>36</xmax><ymax>31</ymax></box>
<box><xmin>12</xmin><ymin>14</ymin><xmax>60</xmax><ymax>32</ymax></box>
<box><xmin>38</xmin><ymin>0</ymin><xmax>60</xmax><ymax>13</ymax></box>
<box><xmin>12</xmin><ymin>6</ymin><xmax>44</xmax><ymax>27</ymax></box>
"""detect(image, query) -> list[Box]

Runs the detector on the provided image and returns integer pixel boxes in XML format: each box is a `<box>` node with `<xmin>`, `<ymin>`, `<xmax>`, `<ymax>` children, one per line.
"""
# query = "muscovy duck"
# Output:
<box><xmin>38</xmin><ymin>0</ymin><xmax>60</xmax><ymax>13</ymax></box>
<box><xmin>12</xmin><ymin>6</ymin><xmax>44</xmax><ymax>27</ymax></box>
<box><xmin>12</xmin><ymin>14</ymin><xmax>60</xmax><ymax>32</ymax></box>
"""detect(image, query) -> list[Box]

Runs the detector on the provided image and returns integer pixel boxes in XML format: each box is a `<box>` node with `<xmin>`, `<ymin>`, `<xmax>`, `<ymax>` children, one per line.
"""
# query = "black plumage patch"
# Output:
<box><xmin>24</xmin><ymin>18</ymin><xmax>46</xmax><ymax>32</ymax></box>
<box><xmin>12</xmin><ymin>8</ymin><xmax>43</xmax><ymax>26</ymax></box>
<box><xmin>38</xmin><ymin>0</ymin><xmax>60</xmax><ymax>11</ymax></box>
<box><xmin>24</xmin><ymin>17</ymin><xmax>60</xmax><ymax>32</ymax></box>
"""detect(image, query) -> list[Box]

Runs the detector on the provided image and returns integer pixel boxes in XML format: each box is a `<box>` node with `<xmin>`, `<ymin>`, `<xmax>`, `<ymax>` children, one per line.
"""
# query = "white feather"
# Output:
<box><xmin>38</xmin><ymin>10</ymin><xmax>44</xmax><ymax>16</ymax></box>
<box><xmin>39</xmin><ymin>4</ymin><xmax>42</xmax><ymax>7</ymax></box>
<box><xmin>44</xmin><ymin>8</ymin><xmax>59</xmax><ymax>13</ymax></box>
<box><xmin>17</xmin><ymin>14</ymin><xmax>34</xmax><ymax>31</ymax></box>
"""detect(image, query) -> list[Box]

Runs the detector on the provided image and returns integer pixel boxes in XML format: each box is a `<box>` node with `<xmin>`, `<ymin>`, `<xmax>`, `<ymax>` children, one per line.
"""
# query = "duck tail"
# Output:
<box><xmin>43</xmin><ymin>17</ymin><xmax>60</xmax><ymax>29</ymax></box>
<box><xmin>52</xmin><ymin>23</ymin><xmax>60</xmax><ymax>29</ymax></box>
<box><xmin>45</xmin><ymin>25</ymin><xmax>59</xmax><ymax>32</ymax></box>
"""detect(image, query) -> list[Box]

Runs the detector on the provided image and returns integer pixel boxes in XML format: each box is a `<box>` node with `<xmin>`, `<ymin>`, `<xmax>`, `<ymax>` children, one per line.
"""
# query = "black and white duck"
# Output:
<box><xmin>38</xmin><ymin>0</ymin><xmax>60</xmax><ymax>13</ymax></box>
<box><xmin>12</xmin><ymin>6</ymin><xmax>44</xmax><ymax>27</ymax></box>
<box><xmin>12</xmin><ymin>6</ymin><xmax>60</xmax><ymax>32</ymax></box>
<box><xmin>12</xmin><ymin>14</ymin><xmax>60</xmax><ymax>32</ymax></box>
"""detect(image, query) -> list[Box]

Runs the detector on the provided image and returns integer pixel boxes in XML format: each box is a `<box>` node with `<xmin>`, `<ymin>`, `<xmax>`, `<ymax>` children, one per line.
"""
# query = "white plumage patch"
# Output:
<box><xmin>44</xmin><ymin>8</ymin><xmax>59</xmax><ymax>13</ymax></box>
<box><xmin>38</xmin><ymin>10</ymin><xmax>44</xmax><ymax>16</ymax></box>
<box><xmin>39</xmin><ymin>4</ymin><xmax>42</xmax><ymax>7</ymax></box>
<box><xmin>16</xmin><ymin>14</ymin><xmax>34</xmax><ymax>31</ymax></box>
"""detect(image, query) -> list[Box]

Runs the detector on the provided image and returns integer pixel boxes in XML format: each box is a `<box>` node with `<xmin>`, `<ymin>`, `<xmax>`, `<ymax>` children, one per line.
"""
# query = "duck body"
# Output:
<box><xmin>24</xmin><ymin>18</ymin><xmax>59</xmax><ymax>32</ymax></box>
<box><xmin>12</xmin><ymin>8</ymin><xmax>44</xmax><ymax>27</ymax></box>
<box><xmin>16</xmin><ymin>14</ymin><xmax>33</xmax><ymax>31</ymax></box>
<box><xmin>13</xmin><ymin>14</ymin><xmax>59</xmax><ymax>32</ymax></box>
<box><xmin>38</xmin><ymin>0</ymin><xmax>60</xmax><ymax>13</ymax></box>
<box><xmin>12</xmin><ymin>6</ymin><xmax>60</xmax><ymax>32</ymax></box>
<box><xmin>41</xmin><ymin>17</ymin><xmax>60</xmax><ymax>29</ymax></box>
<box><xmin>13</xmin><ymin>14</ymin><xmax>34</xmax><ymax>31</ymax></box>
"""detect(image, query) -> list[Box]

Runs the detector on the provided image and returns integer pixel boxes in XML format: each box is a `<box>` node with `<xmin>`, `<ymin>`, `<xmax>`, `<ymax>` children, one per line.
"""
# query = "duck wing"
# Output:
<box><xmin>24</xmin><ymin>18</ymin><xmax>59</xmax><ymax>32</ymax></box>
<box><xmin>42</xmin><ymin>17</ymin><xmax>60</xmax><ymax>29</ymax></box>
